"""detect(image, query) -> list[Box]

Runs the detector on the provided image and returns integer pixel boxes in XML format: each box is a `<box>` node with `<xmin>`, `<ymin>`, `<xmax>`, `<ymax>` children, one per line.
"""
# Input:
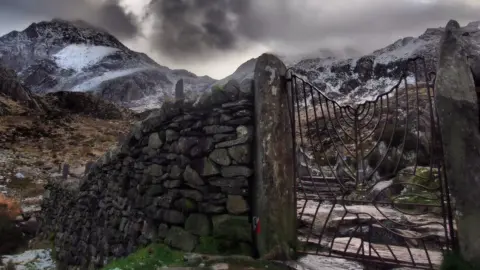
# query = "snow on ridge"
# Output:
<box><xmin>53</xmin><ymin>44</ymin><xmax>119</xmax><ymax>72</ymax></box>
<box><xmin>373</xmin><ymin>39</ymin><xmax>428</xmax><ymax>65</ymax></box>
<box><xmin>71</xmin><ymin>67</ymin><xmax>149</xmax><ymax>92</ymax></box>
<box><xmin>339</xmin><ymin>75</ymin><xmax>417</xmax><ymax>105</ymax></box>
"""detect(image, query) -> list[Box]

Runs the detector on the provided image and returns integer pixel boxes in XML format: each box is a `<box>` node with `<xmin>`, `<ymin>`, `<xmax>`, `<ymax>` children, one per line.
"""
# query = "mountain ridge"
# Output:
<box><xmin>0</xmin><ymin>18</ymin><xmax>216</xmax><ymax>111</ymax></box>
<box><xmin>1</xmin><ymin>19</ymin><xmax>480</xmax><ymax>111</ymax></box>
<box><xmin>283</xmin><ymin>20</ymin><xmax>480</xmax><ymax>103</ymax></box>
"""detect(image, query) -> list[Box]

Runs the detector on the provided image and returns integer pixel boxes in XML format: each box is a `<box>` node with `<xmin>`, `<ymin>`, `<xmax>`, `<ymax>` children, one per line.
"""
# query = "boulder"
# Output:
<box><xmin>185</xmin><ymin>214</ymin><xmax>211</xmax><ymax>236</ymax></box>
<box><xmin>212</xmin><ymin>215</ymin><xmax>252</xmax><ymax>242</ymax></box>
<box><xmin>164</xmin><ymin>226</ymin><xmax>198</xmax><ymax>252</ymax></box>
<box><xmin>226</xmin><ymin>195</ymin><xmax>249</xmax><ymax>215</ymax></box>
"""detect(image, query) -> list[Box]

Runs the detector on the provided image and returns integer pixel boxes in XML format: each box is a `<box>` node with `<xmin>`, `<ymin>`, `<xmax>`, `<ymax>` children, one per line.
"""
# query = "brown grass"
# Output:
<box><xmin>0</xmin><ymin>195</ymin><xmax>21</xmax><ymax>219</ymax></box>
<box><xmin>0</xmin><ymin>108</ymin><xmax>134</xmax><ymax>201</ymax></box>
<box><xmin>0</xmin><ymin>114</ymin><xmax>132</xmax><ymax>166</ymax></box>
<box><xmin>0</xmin><ymin>95</ymin><xmax>29</xmax><ymax>115</ymax></box>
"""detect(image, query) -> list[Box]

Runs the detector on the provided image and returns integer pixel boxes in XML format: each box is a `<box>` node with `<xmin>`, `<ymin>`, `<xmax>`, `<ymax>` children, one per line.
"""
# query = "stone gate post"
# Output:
<box><xmin>252</xmin><ymin>53</ymin><xmax>297</xmax><ymax>259</ymax></box>
<box><xmin>434</xmin><ymin>20</ymin><xmax>480</xmax><ymax>266</ymax></box>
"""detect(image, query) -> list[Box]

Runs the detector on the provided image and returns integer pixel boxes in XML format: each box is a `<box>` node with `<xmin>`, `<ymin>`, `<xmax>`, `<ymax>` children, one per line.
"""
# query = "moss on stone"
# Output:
<box><xmin>212</xmin><ymin>85</ymin><xmax>224</xmax><ymax>92</ymax></box>
<box><xmin>48</xmin><ymin>232</ymin><xmax>56</xmax><ymax>242</ymax></box>
<box><xmin>393</xmin><ymin>167</ymin><xmax>442</xmax><ymax>211</ymax></box>
<box><xmin>195</xmin><ymin>236</ymin><xmax>222</xmax><ymax>254</ymax></box>
<box><xmin>409</xmin><ymin>167</ymin><xmax>439</xmax><ymax>188</ymax></box>
<box><xmin>212</xmin><ymin>215</ymin><xmax>252</xmax><ymax>243</ymax></box>
<box><xmin>184</xmin><ymin>198</ymin><xmax>196</xmax><ymax>211</ymax></box>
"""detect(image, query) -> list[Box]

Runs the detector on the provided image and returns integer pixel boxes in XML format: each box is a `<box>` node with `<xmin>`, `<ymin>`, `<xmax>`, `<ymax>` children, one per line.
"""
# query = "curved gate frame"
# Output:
<box><xmin>286</xmin><ymin>57</ymin><xmax>457</xmax><ymax>269</ymax></box>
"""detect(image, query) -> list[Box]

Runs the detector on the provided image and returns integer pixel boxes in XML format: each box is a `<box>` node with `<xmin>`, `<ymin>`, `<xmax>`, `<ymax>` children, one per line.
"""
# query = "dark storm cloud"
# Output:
<box><xmin>145</xmin><ymin>0</ymin><xmax>480</xmax><ymax>60</ymax></box>
<box><xmin>0</xmin><ymin>0</ymin><xmax>479</xmax><ymax>66</ymax></box>
<box><xmin>0</xmin><ymin>0</ymin><xmax>139</xmax><ymax>39</ymax></box>
<box><xmin>146</xmin><ymin>0</ymin><xmax>245</xmax><ymax>57</ymax></box>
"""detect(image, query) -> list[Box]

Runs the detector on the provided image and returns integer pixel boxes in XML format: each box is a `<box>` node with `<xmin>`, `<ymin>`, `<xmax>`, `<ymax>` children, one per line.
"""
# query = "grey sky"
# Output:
<box><xmin>0</xmin><ymin>0</ymin><xmax>479</xmax><ymax>79</ymax></box>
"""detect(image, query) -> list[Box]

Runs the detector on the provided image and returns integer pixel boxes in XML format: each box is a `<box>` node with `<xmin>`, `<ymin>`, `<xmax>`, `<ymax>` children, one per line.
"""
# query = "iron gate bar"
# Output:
<box><xmin>287</xmin><ymin>57</ymin><xmax>456</xmax><ymax>269</ymax></box>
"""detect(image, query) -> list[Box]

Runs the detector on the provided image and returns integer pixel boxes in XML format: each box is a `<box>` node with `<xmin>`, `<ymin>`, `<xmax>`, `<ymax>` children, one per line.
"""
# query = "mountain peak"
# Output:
<box><xmin>2</xmin><ymin>18</ymin><xmax>127</xmax><ymax>52</ymax></box>
<box><xmin>0</xmin><ymin>19</ymin><xmax>216</xmax><ymax>112</ymax></box>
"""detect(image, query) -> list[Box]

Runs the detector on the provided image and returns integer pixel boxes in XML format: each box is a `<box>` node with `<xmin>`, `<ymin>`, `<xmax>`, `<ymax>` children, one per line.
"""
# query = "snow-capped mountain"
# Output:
<box><xmin>290</xmin><ymin>21</ymin><xmax>480</xmax><ymax>103</ymax></box>
<box><xmin>1</xmin><ymin>19</ymin><xmax>479</xmax><ymax>112</ymax></box>
<box><xmin>0</xmin><ymin>19</ymin><xmax>215</xmax><ymax>111</ymax></box>
<box><xmin>226</xmin><ymin>21</ymin><xmax>480</xmax><ymax>104</ymax></box>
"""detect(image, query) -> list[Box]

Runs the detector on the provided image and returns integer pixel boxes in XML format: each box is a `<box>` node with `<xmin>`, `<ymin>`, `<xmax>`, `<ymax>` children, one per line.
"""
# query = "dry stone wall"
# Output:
<box><xmin>38</xmin><ymin>79</ymin><xmax>255</xmax><ymax>269</ymax></box>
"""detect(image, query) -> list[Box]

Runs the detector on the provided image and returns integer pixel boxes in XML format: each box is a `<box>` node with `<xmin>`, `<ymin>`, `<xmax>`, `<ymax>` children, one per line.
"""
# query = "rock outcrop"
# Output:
<box><xmin>41</xmin><ymin>91</ymin><xmax>133</xmax><ymax>120</ymax></box>
<box><xmin>0</xmin><ymin>65</ymin><xmax>42</xmax><ymax>114</ymax></box>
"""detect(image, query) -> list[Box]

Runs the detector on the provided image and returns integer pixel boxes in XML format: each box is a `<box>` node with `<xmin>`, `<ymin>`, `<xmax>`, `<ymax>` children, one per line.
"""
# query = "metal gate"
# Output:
<box><xmin>287</xmin><ymin>57</ymin><xmax>456</xmax><ymax>269</ymax></box>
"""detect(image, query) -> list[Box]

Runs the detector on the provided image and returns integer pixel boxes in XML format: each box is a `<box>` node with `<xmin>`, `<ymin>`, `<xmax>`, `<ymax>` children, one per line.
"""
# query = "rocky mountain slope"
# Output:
<box><xmin>0</xmin><ymin>63</ymin><xmax>134</xmax><ymax>222</ymax></box>
<box><xmin>0</xmin><ymin>19</ymin><xmax>215</xmax><ymax>111</ymax></box>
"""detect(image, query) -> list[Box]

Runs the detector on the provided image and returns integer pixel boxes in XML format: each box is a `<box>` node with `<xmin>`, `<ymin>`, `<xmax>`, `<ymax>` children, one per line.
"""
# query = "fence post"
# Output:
<box><xmin>434</xmin><ymin>20</ymin><xmax>480</xmax><ymax>266</ymax></box>
<box><xmin>175</xmin><ymin>79</ymin><xmax>184</xmax><ymax>102</ymax></box>
<box><xmin>252</xmin><ymin>53</ymin><xmax>296</xmax><ymax>260</ymax></box>
<box><xmin>62</xmin><ymin>163</ymin><xmax>70</xmax><ymax>180</ymax></box>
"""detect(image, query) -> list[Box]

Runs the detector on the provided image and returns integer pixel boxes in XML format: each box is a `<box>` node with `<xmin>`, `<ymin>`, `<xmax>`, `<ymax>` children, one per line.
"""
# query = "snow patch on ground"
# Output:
<box><xmin>290</xmin><ymin>254</ymin><xmax>364</xmax><ymax>270</ymax></box>
<box><xmin>53</xmin><ymin>44</ymin><xmax>119</xmax><ymax>72</ymax></box>
<box><xmin>71</xmin><ymin>67</ymin><xmax>148</xmax><ymax>92</ymax></box>
<box><xmin>129</xmin><ymin>91</ymin><xmax>171</xmax><ymax>112</ymax></box>
<box><xmin>1</xmin><ymin>249</ymin><xmax>55</xmax><ymax>270</ymax></box>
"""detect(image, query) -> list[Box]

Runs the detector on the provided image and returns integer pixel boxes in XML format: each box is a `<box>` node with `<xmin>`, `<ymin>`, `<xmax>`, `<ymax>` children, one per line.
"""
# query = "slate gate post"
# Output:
<box><xmin>434</xmin><ymin>20</ymin><xmax>480</xmax><ymax>266</ymax></box>
<box><xmin>252</xmin><ymin>53</ymin><xmax>297</xmax><ymax>260</ymax></box>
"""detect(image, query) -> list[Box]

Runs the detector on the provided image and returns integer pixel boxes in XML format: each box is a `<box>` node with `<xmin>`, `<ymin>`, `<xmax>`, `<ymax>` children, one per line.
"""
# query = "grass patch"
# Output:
<box><xmin>196</xmin><ymin>236</ymin><xmax>222</xmax><ymax>254</ymax></box>
<box><xmin>102</xmin><ymin>243</ymin><xmax>293</xmax><ymax>270</ymax></box>
<box><xmin>195</xmin><ymin>236</ymin><xmax>252</xmax><ymax>256</ymax></box>
<box><xmin>392</xmin><ymin>167</ymin><xmax>442</xmax><ymax>213</ymax></box>
<box><xmin>441</xmin><ymin>251</ymin><xmax>480</xmax><ymax>270</ymax></box>
<box><xmin>101</xmin><ymin>243</ymin><xmax>187</xmax><ymax>270</ymax></box>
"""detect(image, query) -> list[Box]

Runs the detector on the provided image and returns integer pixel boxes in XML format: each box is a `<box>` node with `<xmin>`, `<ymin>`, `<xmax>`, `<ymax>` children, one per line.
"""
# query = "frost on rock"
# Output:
<box><xmin>53</xmin><ymin>44</ymin><xmax>120</xmax><ymax>72</ymax></box>
<box><xmin>1</xmin><ymin>249</ymin><xmax>55</xmax><ymax>270</ymax></box>
<box><xmin>373</xmin><ymin>39</ymin><xmax>429</xmax><ymax>65</ymax></box>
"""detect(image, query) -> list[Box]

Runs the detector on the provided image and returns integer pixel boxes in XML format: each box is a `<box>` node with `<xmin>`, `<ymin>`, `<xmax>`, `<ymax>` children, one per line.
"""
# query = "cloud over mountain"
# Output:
<box><xmin>1</xmin><ymin>0</ymin><xmax>480</xmax><ymax>77</ymax></box>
